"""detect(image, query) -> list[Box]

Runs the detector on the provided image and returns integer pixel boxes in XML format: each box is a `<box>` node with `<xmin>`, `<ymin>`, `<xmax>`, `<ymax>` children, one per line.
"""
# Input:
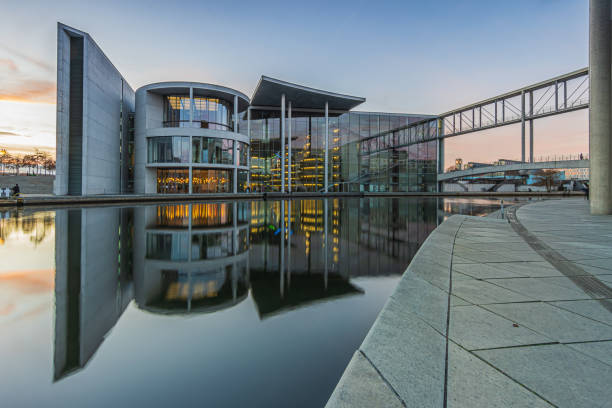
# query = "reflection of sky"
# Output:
<box><xmin>0</xmin><ymin>211</ymin><xmax>55</xmax><ymax>323</ymax></box>
<box><xmin>0</xmin><ymin>0</ymin><xmax>588</xmax><ymax>156</ymax></box>
<box><xmin>0</xmin><ymin>199</ymin><xmax>504</xmax><ymax>406</ymax></box>
<box><xmin>0</xmin><ymin>212</ymin><xmax>55</xmax><ymax>405</ymax></box>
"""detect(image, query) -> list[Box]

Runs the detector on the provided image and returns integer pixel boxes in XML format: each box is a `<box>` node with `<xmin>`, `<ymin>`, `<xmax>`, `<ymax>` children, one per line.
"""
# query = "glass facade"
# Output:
<box><xmin>237</xmin><ymin>170</ymin><xmax>249</xmax><ymax>192</ymax></box>
<box><xmin>247</xmin><ymin>110</ymin><xmax>437</xmax><ymax>192</ymax></box>
<box><xmin>148</xmin><ymin>136</ymin><xmax>190</xmax><ymax>163</ymax></box>
<box><xmin>192</xmin><ymin>97</ymin><xmax>232</xmax><ymax>130</ymax></box>
<box><xmin>164</xmin><ymin>96</ymin><xmax>191</xmax><ymax>127</ymax></box>
<box><xmin>157</xmin><ymin>168</ymin><xmax>189</xmax><ymax>194</ymax></box>
<box><xmin>192</xmin><ymin>137</ymin><xmax>234</xmax><ymax>164</ymax></box>
<box><xmin>236</xmin><ymin>141</ymin><xmax>248</xmax><ymax>167</ymax></box>
<box><xmin>164</xmin><ymin>95</ymin><xmax>232</xmax><ymax>129</ymax></box>
<box><xmin>192</xmin><ymin>169</ymin><xmax>232</xmax><ymax>193</ymax></box>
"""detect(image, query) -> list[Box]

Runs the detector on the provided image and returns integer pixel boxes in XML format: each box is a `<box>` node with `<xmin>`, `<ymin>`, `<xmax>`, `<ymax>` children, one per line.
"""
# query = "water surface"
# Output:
<box><xmin>0</xmin><ymin>197</ymin><xmax>501</xmax><ymax>407</ymax></box>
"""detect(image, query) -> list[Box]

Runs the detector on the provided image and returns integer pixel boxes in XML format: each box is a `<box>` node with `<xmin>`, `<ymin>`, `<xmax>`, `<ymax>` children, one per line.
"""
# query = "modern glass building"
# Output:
<box><xmin>55</xmin><ymin>23</ymin><xmax>439</xmax><ymax>195</ymax></box>
<box><xmin>134</xmin><ymin>82</ymin><xmax>250</xmax><ymax>194</ymax></box>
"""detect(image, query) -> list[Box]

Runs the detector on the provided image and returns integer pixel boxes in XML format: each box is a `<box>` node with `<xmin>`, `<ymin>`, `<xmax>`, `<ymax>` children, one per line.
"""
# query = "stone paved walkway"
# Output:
<box><xmin>326</xmin><ymin>199</ymin><xmax>612</xmax><ymax>408</ymax></box>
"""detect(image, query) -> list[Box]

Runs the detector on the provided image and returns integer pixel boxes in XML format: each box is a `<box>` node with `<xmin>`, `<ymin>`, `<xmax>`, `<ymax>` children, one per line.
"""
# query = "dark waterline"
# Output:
<box><xmin>0</xmin><ymin>197</ymin><xmax>504</xmax><ymax>407</ymax></box>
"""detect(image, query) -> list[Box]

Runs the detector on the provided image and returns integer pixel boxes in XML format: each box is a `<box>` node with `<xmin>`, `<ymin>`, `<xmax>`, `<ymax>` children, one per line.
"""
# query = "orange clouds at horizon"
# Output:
<box><xmin>0</xmin><ymin>79</ymin><xmax>56</xmax><ymax>104</ymax></box>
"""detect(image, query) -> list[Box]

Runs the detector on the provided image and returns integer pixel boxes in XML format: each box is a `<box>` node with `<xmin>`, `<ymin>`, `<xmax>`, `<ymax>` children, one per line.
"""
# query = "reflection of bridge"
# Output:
<box><xmin>438</xmin><ymin>159</ymin><xmax>589</xmax><ymax>181</ymax></box>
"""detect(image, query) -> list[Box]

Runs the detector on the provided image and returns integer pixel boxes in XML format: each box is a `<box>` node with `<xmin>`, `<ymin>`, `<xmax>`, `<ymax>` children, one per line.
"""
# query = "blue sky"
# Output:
<box><xmin>0</xmin><ymin>0</ymin><xmax>588</xmax><ymax>154</ymax></box>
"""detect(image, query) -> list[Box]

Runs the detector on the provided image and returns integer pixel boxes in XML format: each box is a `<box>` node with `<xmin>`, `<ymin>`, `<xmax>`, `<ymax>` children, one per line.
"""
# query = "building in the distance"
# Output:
<box><xmin>55</xmin><ymin>23</ymin><xmax>438</xmax><ymax>196</ymax></box>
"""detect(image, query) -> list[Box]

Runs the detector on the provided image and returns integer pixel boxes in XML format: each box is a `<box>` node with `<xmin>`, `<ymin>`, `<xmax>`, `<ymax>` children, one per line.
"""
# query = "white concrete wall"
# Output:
<box><xmin>134</xmin><ymin>90</ymin><xmax>163</xmax><ymax>193</ymax></box>
<box><xmin>55</xmin><ymin>27</ymin><xmax>71</xmax><ymax>195</ymax></box>
<box><xmin>55</xmin><ymin>23</ymin><xmax>134</xmax><ymax>195</ymax></box>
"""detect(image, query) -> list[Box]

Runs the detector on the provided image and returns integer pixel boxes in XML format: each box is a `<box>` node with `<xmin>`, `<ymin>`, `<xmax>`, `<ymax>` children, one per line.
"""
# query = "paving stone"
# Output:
<box><xmin>454</xmin><ymin>251</ymin><xmax>519</xmax><ymax>264</ymax></box>
<box><xmin>493</xmin><ymin>261</ymin><xmax>563</xmax><ymax>277</ymax></box>
<box><xmin>409</xmin><ymin>257</ymin><xmax>451</xmax><ymax>292</ymax></box>
<box><xmin>391</xmin><ymin>274</ymin><xmax>449</xmax><ymax>334</ymax></box>
<box><xmin>548</xmin><ymin>299</ymin><xmax>612</xmax><ymax>327</ymax></box>
<box><xmin>484</xmin><ymin>277</ymin><xmax>591</xmax><ymax>301</ymax></box>
<box><xmin>475</xmin><ymin>344</ymin><xmax>612</xmax><ymax>408</ymax></box>
<box><xmin>449</xmin><ymin>305</ymin><xmax>550</xmax><ymax>350</ymax></box>
<box><xmin>325</xmin><ymin>351</ymin><xmax>404</xmax><ymax>408</ymax></box>
<box><xmin>450</xmin><ymin>255</ymin><xmax>477</xmax><ymax>264</ymax></box>
<box><xmin>360</xmin><ymin>295</ymin><xmax>446</xmax><ymax>407</ymax></box>
<box><xmin>483</xmin><ymin>302</ymin><xmax>612</xmax><ymax>343</ymax></box>
<box><xmin>452</xmin><ymin>279</ymin><xmax>534</xmax><ymax>304</ymax></box>
<box><xmin>447</xmin><ymin>342</ymin><xmax>552</xmax><ymax>408</ymax></box>
<box><xmin>453</xmin><ymin>263</ymin><xmax>523</xmax><ymax>279</ymax></box>
<box><xmin>575</xmin><ymin>258</ymin><xmax>612</xmax><ymax>271</ymax></box>
<box><xmin>450</xmin><ymin>295</ymin><xmax>471</xmax><ymax>306</ymax></box>
<box><xmin>566</xmin><ymin>340</ymin><xmax>612</xmax><ymax>366</ymax></box>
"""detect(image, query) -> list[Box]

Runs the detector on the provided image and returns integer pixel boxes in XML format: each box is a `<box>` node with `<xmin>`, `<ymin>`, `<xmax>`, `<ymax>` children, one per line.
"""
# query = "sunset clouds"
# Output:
<box><xmin>0</xmin><ymin>79</ymin><xmax>55</xmax><ymax>104</ymax></box>
<box><xmin>0</xmin><ymin>43</ymin><xmax>56</xmax><ymax>153</ymax></box>
<box><xmin>0</xmin><ymin>43</ymin><xmax>55</xmax><ymax>104</ymax></box>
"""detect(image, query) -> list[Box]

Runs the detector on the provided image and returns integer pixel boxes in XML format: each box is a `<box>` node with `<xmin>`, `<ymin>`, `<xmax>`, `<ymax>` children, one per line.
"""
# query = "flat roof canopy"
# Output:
<box><xmin>250</xmin><ymin>76</ymin><xmax>365</xmax><ymax>111</ymax></box>
<box><xmin>141</xmin><ymin>82</ymin><xmax>250</xmax><ymax>111</ymax></box>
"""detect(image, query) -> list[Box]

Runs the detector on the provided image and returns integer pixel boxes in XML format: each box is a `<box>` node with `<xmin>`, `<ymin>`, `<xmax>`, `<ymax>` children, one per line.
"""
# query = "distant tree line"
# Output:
<box><xmin>0</xmin><ymin>149</ymin><xmax>56</xmax><ymax>175</ymax></box>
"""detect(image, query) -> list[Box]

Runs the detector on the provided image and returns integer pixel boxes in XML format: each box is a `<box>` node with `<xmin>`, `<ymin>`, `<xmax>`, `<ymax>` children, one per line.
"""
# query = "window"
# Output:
<box><xmin>164</xmin><ymin>96</ymin><xmax>191</xmax><ymax>127</ymax></box>
<box><xmin>148</xmin><ymin>137</ymin><xmax>190</xmax><ymax>163</ymax></box>
<box><xmin>192</xmin><ymin>137</ymin><xmax>234</xmax><ymax>164</ymax></box>
<box><xmin>157</xmin><ymin>168</ymin><xmax>189</xmax><ymax>194</ymax></box>
<box><xmin>192</xmin><ymin>169</ymin><xmax>232</xmax><ymax>193</ymax></box>
<box><xmin>237</xmin><ymin>142</ymin><xmax>248</xmax><ymax>166</ymax></box>
<box><xmin>192</xmin><ymin>97</ymin><xmax>232</xmax><ymax>130</ymax></box>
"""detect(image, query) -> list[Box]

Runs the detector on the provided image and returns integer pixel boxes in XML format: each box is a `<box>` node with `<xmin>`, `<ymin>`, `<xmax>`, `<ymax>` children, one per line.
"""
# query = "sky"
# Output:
<box><xmin>0</xmin><ymin>0</ymin><xmax>589</xmax><ymax>157</ymax></box>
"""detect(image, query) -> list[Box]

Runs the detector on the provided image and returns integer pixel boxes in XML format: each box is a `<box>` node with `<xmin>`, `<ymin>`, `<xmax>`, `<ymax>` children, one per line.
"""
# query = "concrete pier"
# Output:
<box><xmin>327</xmin><ymin>199</ymin><xmax>612</xmax><ymax>408</ymax></box>
<box><xmin>589</xmin><ymin>0</ymin><xmax>612</xmax><ymax>214</ymax></box>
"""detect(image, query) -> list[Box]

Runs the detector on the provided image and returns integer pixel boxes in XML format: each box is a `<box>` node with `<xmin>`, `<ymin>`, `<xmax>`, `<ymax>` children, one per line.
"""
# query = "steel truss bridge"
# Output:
<box><xmin>438</xmin><ymin>159</ymin><xmax>589</xmax><ymax>182</ymax></box>
<box><xmin>364</xmin><ymin>67</ymin><xmax>590</xmax><ymax>185</ymax></box>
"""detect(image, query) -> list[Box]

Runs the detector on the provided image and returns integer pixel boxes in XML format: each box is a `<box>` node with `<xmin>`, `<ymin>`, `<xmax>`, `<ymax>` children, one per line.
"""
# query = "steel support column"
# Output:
<box><xmin>281</xmin><ymin>94</ymin><xmax>285</xmax><ymax>193</ymax></box>
<box><xmin>521</xmin><ymin>91</ymin><xmax>526</xmax><ymax>162</ymax></box>
<box><xmin>324</xmin><ymin>101</ymin><xmax>329</xmax><ymax>193</ymax></box>
<box><xmin>247</xmin><ymin>107</ymin><xmax>251</xmax><ymax>188</ymax></box>
<box><xmin>529</xmin><ymin>91</ymin><xmax>534</xmax><ymax>163</ymax></box>
<box><xmin>495</xmin><ymin>101</ymin><xmax>498</xmax><ymax>124</ymax></box>
<box><xmin>233</xmin><ymin>95</ymin><xmax>238</xmax><ymax>193</ymax></box>
<box><xmin>288</xmin><ymin>101</ymin><xmax>292</xmax><ymax>193</ymax></box>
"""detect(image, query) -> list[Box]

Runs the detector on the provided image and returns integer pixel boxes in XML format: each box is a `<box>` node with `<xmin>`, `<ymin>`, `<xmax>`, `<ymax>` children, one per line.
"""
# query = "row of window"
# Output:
<box><xmin>156</xmin><ymin>168</ymin><xmax>249</xmax><ymax>194</ymax></box>
<box><xmin>146</xmin><ymin>228</ymin><xmax>248</xmax><ymax>261</ymax></box>
<box><xmin>164</xmin><ymin>96</ymin><xmax>233</xmax><ymax>130</ymax></box>
<box><xmin>147</xmin><ymin>136</ymin><xmax>249</xmax><ymax>166</ymax></box>
<box><xmin>360</xmin><ymin>121</ymin><xmax>438</xmax><ymax>154</ymax></box>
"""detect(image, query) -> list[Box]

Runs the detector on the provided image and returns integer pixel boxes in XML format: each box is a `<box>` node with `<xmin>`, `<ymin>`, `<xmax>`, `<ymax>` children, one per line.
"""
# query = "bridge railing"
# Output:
<box><xmin>444</xmin><ymin>154</ymin><xmax>589</xmax><ymax>174</ymax></box>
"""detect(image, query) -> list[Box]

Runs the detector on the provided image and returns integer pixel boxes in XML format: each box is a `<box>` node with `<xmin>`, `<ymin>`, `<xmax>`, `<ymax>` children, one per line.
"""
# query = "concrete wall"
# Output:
<box><xmin>0</xmin><ymin>175</ymin><xmax>54</xmax><ymax>194</ymax></box>
<box><xmin>134</xmin><ymin>90</ymin><xmax>163</xmax><ymax>194</ymax></box>
<box><xmin>55</xmin><ymin>23</ymin><xmax>135</xmax><ymax>195</ymax></box>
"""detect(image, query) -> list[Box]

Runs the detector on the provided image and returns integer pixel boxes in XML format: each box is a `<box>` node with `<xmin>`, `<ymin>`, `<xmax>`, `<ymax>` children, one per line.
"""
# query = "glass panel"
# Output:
<box><xmin>192</xmin><ymin>137</ymin><xmax>201</xmax><ymax>163</ymax></box>
<box><xmin>191</xmin><ymin>203</ymin><xmax>233</xmax><ymax>227</ymax></box>
<box><xmin>237</xmin><ymin>170</ymin><xmax>249</xmax><ymax>192</ymax></box>
<box><xmin>148</xmin><ymin>137</ymin><xmax>190</xmax><ymax>163</ymax></box>
<box><xmin>164</xmin><ymin>96</ymin><xmax>190</xmax><ymax>127</ymax></box>
<box><xmin>192</xmin><ymin>169</ymin><xmax>232</xmax><ymax>193</ymax></box>
<box><xmin>156</xmin><ymin>168</ymin><xmax>189</xmax><ymax>193</ymax></box>
<box><xmin>192</xmin><ymin>97</ymin><xmax>232</xmax><ymax>130</ymax></box>
<box><xmin>237</xmin><ymin>142</ymin><xmax>248</xmax><ymax>167</ymax></box>
<box><xmin>191</xmin><ymin>230</ymin><xmax>234</xmax><ymax>260</ymax></box>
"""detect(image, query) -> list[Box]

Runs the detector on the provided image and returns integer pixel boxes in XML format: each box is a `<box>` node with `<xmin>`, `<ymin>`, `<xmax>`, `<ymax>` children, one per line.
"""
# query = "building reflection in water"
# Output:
<box><xmin>52</xmin><ymin>198</ymin><xmax>438</xmax><ymax>380</ymax></box>
<box><xmin>133</xmin><ymin>202</ymin><xmax>250</xmax><ymax>315</ymax></box>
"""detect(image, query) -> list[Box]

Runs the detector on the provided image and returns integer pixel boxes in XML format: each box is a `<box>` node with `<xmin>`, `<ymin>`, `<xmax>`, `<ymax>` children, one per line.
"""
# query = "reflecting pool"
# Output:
<box><xmin>0</xmin><ymin>197</ymin><xmax>502</xmax><ymax>407</ymax></box>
